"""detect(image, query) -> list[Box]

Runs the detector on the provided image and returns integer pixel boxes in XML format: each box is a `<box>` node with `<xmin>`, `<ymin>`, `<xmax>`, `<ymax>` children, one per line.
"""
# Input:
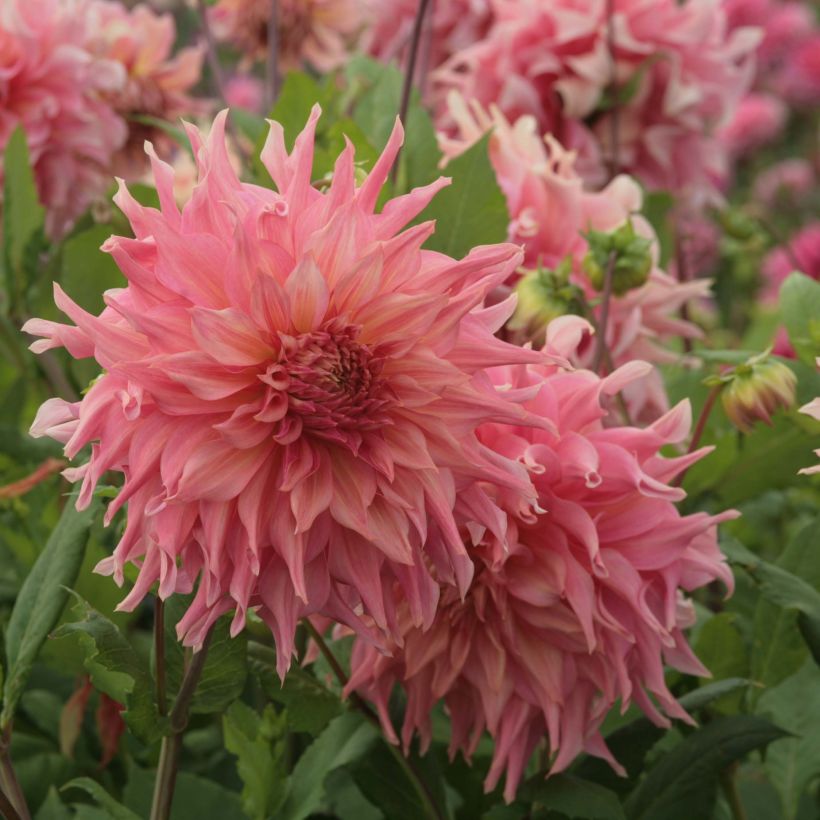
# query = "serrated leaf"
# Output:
<box><xmin>62</xmin><ymin>778</ymin><xmax>141</xmax><ymax>820</ymax></box>
<box><xmin>223</xmin><ymin>701</ymin><xmax>288</xmax><ymax>819</ymax></box>
<box><xmin>780</xmin><ymin>272</ymin><xmax>820</xmax><ymax>365</ymax></box>
<box><xmin>519</xmin><ymin>774</ymin><xmax>625</xmax><ymax>820</ymax></box>
<box><xmin>280</xmin><ymin>711</ymin><xmax>379</xmax><ymax>820</ymax></box>
<box><xmin>1</xmin><ymin>498</ymin><xmax>98</xmax><ymax>728</ymax></box>
<box><xmin>624</xmin><ymin>716</ymin><xmax>788</xmax><ymax>820</ymax></box>
<box><xmin>250</xmin><ymin>641</ymin><xmax>342</xmax><ymax>734</ymax></box>
<box><xmin>53</xmin><ymin>597</ymin><xmax>164</xmax><ymax>744</ymax></box>
<box><xmin>416</xmin><ymin>134</ymin><xmax>508</xmax><ymax>259</ymax></box>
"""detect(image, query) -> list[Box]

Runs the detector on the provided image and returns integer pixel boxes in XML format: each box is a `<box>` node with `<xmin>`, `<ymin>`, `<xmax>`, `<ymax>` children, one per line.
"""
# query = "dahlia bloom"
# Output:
<box><xmin>780</xmin><ymin>33</ymin><xmax>820</xmax><ymax>106</ymax></box>
<box><xmin>210</xmin><ymin>0</ymin><xmax>365</xmax><ymax>72</ymax></box>
<box><xmin>0</xmin><ymin>0</ymin><xmax>126</xmax><ymax>237</ymax></box>
<box><xmin>225</xmin><ymin>75</ymin><xmax>264</xmax><ymax>112</ymax></box>
<box><xmin>441</xmin><ymin>98</ymin><xmax>709</xmax><ymax>421</ymax></box>
<box><xmin>762</xmin><ymin>222</ymin><xmax>820</xmax><ymax>303</ymax></box>
<box><xmin>719</xmin><ymin>93</ymin><xmax>787</xmax><ymax>158</ymax></box>
<box><xmin>347</xmin><ymin>317</ymin><xmax>736</xmax><ymax>802</ymax></box>
<box><xmin>84</xmin><ymin>0</ymin><xmax>204</xmax><ymax>178</ymax></box>
<box><xmin>752</xmin><ymin>159</ymin><xmax>816</xmax><ymax>210</ymax></box>
<box><xmin>799</xmin><ymin>360</ymin><xmax>820</xmax><ymax>476</ymax></box>
<box><xmin>436</xmin><ymin>0</ymin><xmax>760</xmax><ymax>202</ymax></box>
<box><xmin>24</xmin><ymin>107</ymin><xmax>543</xmax><ymax>677</ymax></box>
<box><xmin>365</xmin><ymin>0</ymin><xmax>493</xmax><ymax>90</ymax></box>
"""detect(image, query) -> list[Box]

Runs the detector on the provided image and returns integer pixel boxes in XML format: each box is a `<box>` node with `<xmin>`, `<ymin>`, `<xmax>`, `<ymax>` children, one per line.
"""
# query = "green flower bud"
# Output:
<box><xmin>582</xmin><ymin>220</ymin><xmax>653</xmax><ymax>296</ymax></box>
<box><xmin>720</xmin><ymin>352</ymin><xmax>797</xmax><ymax>433</ymax></box>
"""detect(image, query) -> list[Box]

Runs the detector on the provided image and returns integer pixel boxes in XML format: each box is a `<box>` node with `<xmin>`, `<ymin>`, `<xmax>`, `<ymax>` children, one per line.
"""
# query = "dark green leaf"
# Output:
<box><xmin>520</xmin><ymin>774</ymin><xmax>625</xmax><ymax>820</ymax></box>
<box><xmin>624</xmin><ymin>716</ymin><xmax>788</xmax><ymax>820</ymax></box>
<box><xmin>416</xmin><ymin>134</ymin><xmax>508</xmax><ymax>259</ymax></box>
<box><xmin>35</xmin><ymin>788</ymin><xmax>72</xmax><ymax>820</ymax></box>
<box><xmin>61</xmin><ymin>226</ymin><xmax>124</xmax><ymax>314</ymax></box>
<box><xmin>53</xmin><ymin>597</ymin><xmax>165</xmax><ymax>744</ymax></box>
<box><xmin>280</xmin><ymin>711</ymin><xmax>379</xmax><ymax>820</ymax></box>
<box><xmin>780</xmin><ymin>272</ymin><xmax>820</xmax><ymax>365</ymax></box>
<box><xmin>62</xmin><ymin>778</ymin><xmax>141</xmax><ymax>820</ymax></box>
<box><xmin>1</xmin><ymin>498</ymin><xmax>98</xmax><ymax>728</ymax></box>
<box><xmin>223</xmin><ymin>701</ymin><xmax>288</xmax><ymax>819</ymax></box>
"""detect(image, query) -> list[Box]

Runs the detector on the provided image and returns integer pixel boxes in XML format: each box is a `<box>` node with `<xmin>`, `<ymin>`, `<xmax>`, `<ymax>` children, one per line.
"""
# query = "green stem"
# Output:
<box><xmin>719</xmin><ymin>765</ymin><xmax>748</xmax><ymax>820</ymax></box>
<box><xmin>673</xmin><ymin>383</ymin><xmax>723</xmax><ymax>487</ymax></box>
<box><xmin>591</xmin><ymin>250</ymin><xmax>617</xmax><ymax>374</ymax></box>
<box><xmin>149</xmin><ymin>627</ymin><xmax>215</xmax><ymax>820</ymax></box>
<box><xmin>301</xmin><ymin>619</ymin><xmax>445</xmax><ymax>820</ymax></box>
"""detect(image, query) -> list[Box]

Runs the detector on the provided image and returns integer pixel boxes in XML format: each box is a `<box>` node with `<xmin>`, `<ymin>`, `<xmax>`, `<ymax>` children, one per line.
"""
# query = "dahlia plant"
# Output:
<box><xmin>0</xmin><ymin>1</ymin><xmax>818</xmax><ymax>819</ymax></box>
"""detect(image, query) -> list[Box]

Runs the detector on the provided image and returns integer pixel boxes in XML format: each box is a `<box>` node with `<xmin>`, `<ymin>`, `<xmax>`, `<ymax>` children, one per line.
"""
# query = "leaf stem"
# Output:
<box><xmin>719</xmin><ymin>764</ymin><xmax>748</xmax><ymax>820</ymax></box>
<box><xmin>391</xmin><ymin>0</ymin><xmax>433</xmax><ymax>186</ymax></box>
<box><xmin>0</xmin><ymin>728</ymin><xmax>29</xmax><ymax>820</ymax></box>
<box><xmin>673</xmin><ymin>383</ymin><xmax>724</xmax><ymax>487</ymax></box>
<box><xmin>266</xmin><ymin>0</ymin><xmax>280</xmax><ymax>110</ymax></box>
<box><xmin>149</xmin><ymin>627</ymin><xmax>215</xmax><ymax>820</ymax></box>
<box><xmin>591</xmin><ymin>250</ymin><xmax>617</xmax><ymax>373</ymax></box>
<box><xmin>301</xmin><ymin>619</ymin><xmax>445</xmax><ymax>820</ymax></box>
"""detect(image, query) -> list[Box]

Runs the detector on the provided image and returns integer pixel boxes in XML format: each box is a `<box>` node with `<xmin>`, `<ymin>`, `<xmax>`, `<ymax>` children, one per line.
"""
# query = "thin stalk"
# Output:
<box><xmin>195</xmin><ymin>0</ymin><xmax>228</xmax><ymax>106</ymax></box>
<box><xmin>301</xmin><ymin>619</ymin><xmax>445</xmax><ymax>820</ymax></box>
<box><xmin>154</xmin><ymin>598</ymin><xmax>167</xmax><ymax>717</ymax></box>
<box><xmin>674</xmin><ymin>230</ymin><xmax>694</xmax><ymax>354</ymax></box>
<box><xmin>149</xmin><ymin>627</ymin><xmax>215</xmax><ymax>820</ymax></box>
<box><xmin>591</xmin><ymin>251</ymin><xmax>617</xmax><ymax>373</ymax></box>
<box><xmin>266</xmin><ymin>0</ymin><xmax>280</xmax><ymax>110</ymax></box>
<box><xmin>719</xmin><ymin>765</ymin><xmax>748</xmax><ymax>820</ymax></box>
<box><xmin>673</xmin><ymin>383</ymin><xmax>723</xmax><ymax>487</ymax></box>
<box><xmin>0</xmin><ymin>784</ymin><xmax>22</xmax><ymax>820</ymax></box>
<box><xmin>391</xmin><ymin>0</ymin><xmax>433</xmax><ymax>186</ymax></box>
<box><xmin>0</xmin><ymin>730</ymin><xmax>29</xmax><ymax>820</ymax></box>
<box><xmin>605</xmin><ymin>0</ymin><xmax>620</xmax><ymax>180</ymax></box>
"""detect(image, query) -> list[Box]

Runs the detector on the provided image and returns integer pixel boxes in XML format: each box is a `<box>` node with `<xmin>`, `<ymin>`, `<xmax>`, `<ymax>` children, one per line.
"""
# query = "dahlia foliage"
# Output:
<box><xmin>1</xmin><ymin>0</ymin><xmax>819</xmax><ymax>818</ymax></box>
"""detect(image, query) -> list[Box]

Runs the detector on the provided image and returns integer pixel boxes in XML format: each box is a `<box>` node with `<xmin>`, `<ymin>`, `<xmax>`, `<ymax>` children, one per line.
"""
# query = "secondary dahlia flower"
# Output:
<box><xmin>762</xmin><ymin>222</ymin><xmax>820</xmax><ymax>303</ymax></box>
<box><xmin>441</xmin><ymin>97</ymin><xmax>708</xmax><ymax>421</ymax></box>
<box><xmin>718</xmin><ymin>93</ymin><xmax>787</xmax><ymax>158</ymax></box>
<box><xmin>0</xmin><ymin>0</ymin><xmax>127</xmax><ymax>237</ymax></box>
<box><xmin>436</xmin><ymin>0</ymin><xmax>760</xmax><ymax>202</ymax></box>
<box><xmin>83</xmin><ymin>0</ymin><xmax>204</xmax><ymax>178</ymax></box>
<box><xmin>347</xmin><ymin>317</ymin><xmax>736</xmax><ymax>802</ymax></box>
<box><xmin>210</xmin><ymin>0</ymin><xmax>365</xmax><ymax>72</ymax></box>
<box><xmin>752</xmin><ymin>159</ymin><xmax>816</xmax><ymax>210</ymax></box>
<box><xmin>799</xmin><ymin>360</ymin><xmax>820</xmax><ymax>476</ymax></box>
<box><xmin>24</xmin><ymin>107</ymin><xmax>544</xmax><ymax>676</ymax></box>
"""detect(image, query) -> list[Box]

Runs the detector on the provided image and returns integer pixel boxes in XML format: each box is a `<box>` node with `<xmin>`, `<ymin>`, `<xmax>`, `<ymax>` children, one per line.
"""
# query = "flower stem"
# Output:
<box><xmin>591</xmin><ymin>251</ymin><xmax>617</xmax><ymax>373</ymax></box>
<box><xmin>674</xmin><ymin>229</ymin><xmax>694</xmax><ymax>354</ymax></box>
<box><xmin>301</xmin><ymin>619</ymin><xmax>445</xmax><ymax>820</ymax></box>
<box><xmin>266</xmin><ymin>0</ymin><xmax>279</xmax><ymax>110</ymax></box>
<box><xmin>673</xmin><ymin>383</ymin><xmax>723</xmax><ymax>487</ymax></box>
<box><xmin>0</xmin><ymin>784</ymin><xmax>22</xmax><ymax>820</ymax></box>
<box><xmin>154</xmin><ymin>598</ymin><xmax>167</xmax><ymax>717</ymax></box>
<box><xmin>195</xmin><ymin>0</ymin><xmax>227</xmax><ymax>106</ymax></box>
<box><xmin>0</xmin><ymin>728</ymin><xmax>30</xmax><ymax>820</ymax></box>
<box><xmin>605</xmin><ymin>0</ymin><xmax>620</xmax><ymax>180</ymax></box>
<box><xmin>391</xmin><ymin>0</ymin><xmax>433</xmax><ymax>185</ymax></box>
<box><xmin>720</xmin><ymin>765</ymin><xmax>748</xmax><ymax>820</ymax></box>
<box><xmin>149</xmin><ymin>627</ymin><xmax>215</xmax><ymax>820</ymax></box>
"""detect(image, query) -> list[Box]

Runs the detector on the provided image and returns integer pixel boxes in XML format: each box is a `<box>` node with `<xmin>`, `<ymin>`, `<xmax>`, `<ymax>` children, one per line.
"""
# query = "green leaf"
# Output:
<box><xmin>61</xmin><ymin>225</ymin><xmax>124</xmax><ymax>314</ymax></box>
<box><xmin>250</xmin><ymin>641</ymin><xmax>342</xmax><ymax>735</ymax></box>
<box><xmin>53</xmin><ymin>597</ymin><xmax>165</xmax><ymax>744</ymax></box>
<box><xmin>758</xmin><ymin>662</ymin><xmax>820</xmax><ymax>820</ymax></box>
<box><xmin>62</xmin><ymin>778</ymin><xmax>141</xmax><ymax>820</ymax></box>
<box><xmin>223</xmin><ymin>701</ymin><xmax>288</xmax><ymax>819</ymax></box>
<box><xmin>624</xmin><ymin>716</ymin><xmax>788</xmax><ymax>820</ymax></box>
<box><xmin>416</xmin><ymin>134</ymin><xmax>508</xmax><ymax>259</ymax></box>
<box><xmin>1</xmin><ymin>498</ymin><xmax>98</xmax><ymax>728</ymax></box>
<box><xmin>35</xmin><ymin>788</ymin><xmax>72</xmax><ymax>820</ymax></box>
<box><xmin>280</xmin><ymin>711</ymin><xmax>379</xmax><ymax>820</ymax></box>
<box><xmin>519</xmin><ymin>774</ymin><xmax>625</xmax><ymax>819</ymax></box>
<box><xmin>2</xmin><ymin>125</ymin><xmax>45</xmax><ymax>312</ymax></box>
<box><xmin>780</xmin><ymin>272</ymin><xmax>820</xmax><ymax>365</ymax></box>
<box><xmin>693</xmin><ymin>614</ymin><xmax>748</xmax><ymax>711</ymax></box>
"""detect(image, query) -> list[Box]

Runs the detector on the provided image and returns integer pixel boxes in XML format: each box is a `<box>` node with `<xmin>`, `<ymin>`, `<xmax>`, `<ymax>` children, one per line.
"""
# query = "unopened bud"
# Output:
<box><xmin>582</xmin><ymin>221</ymin><xmax>653</xmax><ymax>296</ymax></box>
<box><xmin>508</xmin><ymin>259</ymin><xmax>582</xmax><ymax>345</ymax></box>
<box><xmin>719</xmin><ymin>353</ymin><xmax>797</xmax><ymax>433</ymax></box>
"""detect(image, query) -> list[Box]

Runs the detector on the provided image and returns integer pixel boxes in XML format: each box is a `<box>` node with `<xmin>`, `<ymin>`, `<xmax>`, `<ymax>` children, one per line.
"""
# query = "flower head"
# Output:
<box><xmin>719</xmin><ymin>93</ymin><xmax>787</xmax><ymax>158</ymax></box>
<box><xmin>762</xmin><ymin>222</ymin><xmax>820</xmax><ymax>304</ymax></box>
<box><xmin>0</xmin><ymin>0</ymin><xmax>127</xmax><ymax>237</ymax></box>
<box><xmin>347</xmin><ymin>317</ymin><xmax>736</xmax><ymax>802</ymax></box>
<box><xmin>25</xmin><ymin>107</ymin><xmax>543</xmax><ymax>677</ymax></box>
<box><xmin>436</xmin><ymin>0</ymin><xmax>760</xmax><ymax>202</ymax></box>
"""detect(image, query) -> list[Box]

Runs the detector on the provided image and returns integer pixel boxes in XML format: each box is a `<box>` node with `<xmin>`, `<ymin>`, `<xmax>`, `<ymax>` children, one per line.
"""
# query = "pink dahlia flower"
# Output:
<box><xmin>365</xmin><ymin>0</ymin><xmax>493</xmax><ymax>92</ymax></box>
<box><xmin>762</xmin><ymin>222</ymin><xmax>820</xmax><ymax>302</ymax></box>
<box><xmin>24</xmin><ymin>107</ymin><xmax>544</xmax><ymax>677</ymax></box>
<box><xmin>84</xmin><ymin>0</ymin><xmax>205</xmax><ymax>178</ymax></box>
<box><xmin>719</xmin><ymin>93</ymin><xmax>787</xmax><ymax>158</ymax></box>
<box><xmin>225</xmin><ymin>75</ymin><xmax>264</xmax><ymax>113</ymax></box>
<box><xmin>347</xmin><ymin>317</ymin><xmax>736</xmax><ymax>802</ymax></box>
<box><xmin>799</xmin><ymin>360</ymin><xmax>820</xmax><ymax>476</ymax></box>
<box><xmin>753</xmin><ymin>158</ymin><xmax>816</xmax><ymax>209</ymax></box>
<box><xmin>436</xmin><ymin>0</ymin><xmax>760</xmax><ymax>202</ymax></box>
<box><xmin>441</xmin><ymin>98</ymin><xmax>709</xmax><ymax>421</ymax></box>
<box><xmin>780</xmin><ymin>33</ymin><xmax>820</xmax><ymax>106</ymax></box>
<box><xmin>0</xmin><ymin>0</ymin><xmax>127</xmax><ymax>237</ymax></box>
<box><xmin>210</xmin><ymin>0</ymin><xmax>366</xmax><ymax>72</ymax></box>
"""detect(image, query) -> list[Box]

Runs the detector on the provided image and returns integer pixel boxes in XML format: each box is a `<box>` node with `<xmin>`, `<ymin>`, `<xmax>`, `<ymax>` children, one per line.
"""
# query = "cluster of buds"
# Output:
<box><xmin>582</xmin><ymin>220</ymin><xmax>653</xmax><ymax>296</ymax></box>
<box><xmin>714</xmin><ymin>350</ymin><xmax>798</xmax><ymax>433</ymax></box>
<box><xmin>507</xmin><ymin>257</ymin><xmax>585</xmax><ymax>345</ymax></box>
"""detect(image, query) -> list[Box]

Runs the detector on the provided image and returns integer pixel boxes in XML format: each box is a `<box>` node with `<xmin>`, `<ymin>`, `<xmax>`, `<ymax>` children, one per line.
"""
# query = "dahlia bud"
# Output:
<box><xmin>508</xmin><ymin>258</ymin><xmax>583</xmax><ymax>344</ymax></box>
<box><xmin>719</xmin><ymin>352</ymin><xmax>797</xmax><ymax>433</ymax></box>
<box><xmin>582</xmin><ymin>220</ymin><xmax>653</xmax><ymax>296</ymax></box>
